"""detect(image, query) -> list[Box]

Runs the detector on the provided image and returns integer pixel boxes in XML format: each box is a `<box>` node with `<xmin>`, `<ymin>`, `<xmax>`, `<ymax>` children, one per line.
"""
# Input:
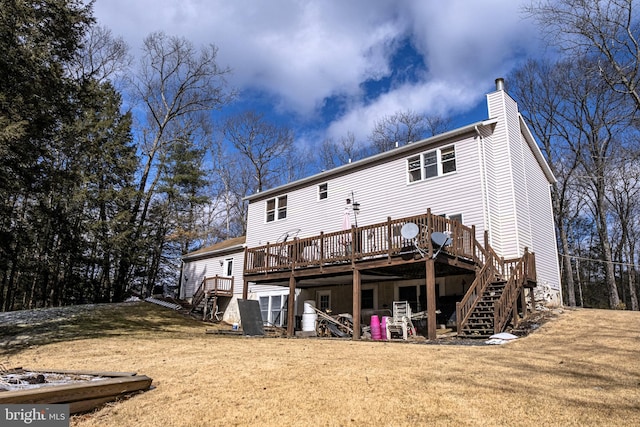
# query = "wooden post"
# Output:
<box><xmin>352</xmin><ymin>269</ymin><xmax>361</xmax><ymax>340</ymax></box>
<box><xmin>521</xmin><ymin>288</ymin><xmax>528</xmax><ymax>319</ymax></box>
<box><xmin>242</xmin><ymin>279</ymin><xmax>248</xmax><ymax>300</ymax></box>
<box><xmin>529</xmin><ymin>287</ymin><xmax>536</xmax><ymax>315</ymax></box>
<box><xmin>287</xmin><ymin>275</ymin><xmax>297</xmax><ymax>337</ymax></box>
<box><xmin>386</xmin><ymin>217</ymin><xmax>392</xmax><ymax>261</ymax></box>
<box><xmin>426</xmin><ymin>209</ymin><xmax>433</xmax><ymax>257</ymax></box>
<box><xmin>426</xmin><ymin>259</ymin><xmax>437</xmax><ymax>340</ymax></box>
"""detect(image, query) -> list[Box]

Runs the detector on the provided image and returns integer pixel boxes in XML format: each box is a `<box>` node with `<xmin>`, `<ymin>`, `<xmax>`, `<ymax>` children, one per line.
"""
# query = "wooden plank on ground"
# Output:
<box><xmin>0</xmin><ymin>375</ymin><xmax>153</xmax><ymax>405</ymax></box>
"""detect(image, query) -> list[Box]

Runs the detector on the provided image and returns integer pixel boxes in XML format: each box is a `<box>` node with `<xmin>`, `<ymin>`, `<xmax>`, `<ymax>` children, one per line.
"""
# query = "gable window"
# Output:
<box><xmin>406</xmin><ymin>145</ymin><xmax>457</xmax><ymax>183</ymax></box>
<box><xmin>318</xmin><ymin>183</ymin><xmax>328</xmax><ymax>200</ymax></box>
<box><xmin>266</xmin><ymin>195</ymin><xmax>288</xmax><ymax>222</ymax></box>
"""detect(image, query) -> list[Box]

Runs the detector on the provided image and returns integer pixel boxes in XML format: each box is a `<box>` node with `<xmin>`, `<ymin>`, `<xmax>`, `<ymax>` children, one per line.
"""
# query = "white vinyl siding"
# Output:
<box><xmin>181</xmin><ymin>251</ymin><xmax>245</xmax><ymax>299</ymax></box>
<box><xmin>245</xmin><ymin>136</ymin><xmax>485</xmax><ymax>249</ymax></box>
<box><xmin>485</xmin><ymin>89</ymin><xmax>521</xmax><ymax>257</ymax></box>
<box><xmin>521</xmin><ymin>133</ymin><xmax>561</xmax><ymax>292</ymax></box>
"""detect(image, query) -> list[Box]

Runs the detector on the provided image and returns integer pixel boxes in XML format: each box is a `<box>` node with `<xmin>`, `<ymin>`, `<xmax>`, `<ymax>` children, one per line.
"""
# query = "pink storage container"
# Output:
<box><xmin>370</xmin><ymin>315</ymin><xmax>381</xmax><ymax>340</ymax></box>
<box><xmin>380</xmin><ymin>316</ymin><xmax>390</xmax><ymax>341</ymax></box>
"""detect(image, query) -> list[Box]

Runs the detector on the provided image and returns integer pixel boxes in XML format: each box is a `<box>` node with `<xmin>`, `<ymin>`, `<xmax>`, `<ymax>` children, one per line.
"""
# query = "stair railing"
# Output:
<box><xmin>191</xmin><ymin>276</ymin><xmax>235</xmax><ymax>312</ymax></box>
<box><xmin>191</xmin><ymin>279</ymin><xmax>207</xmax><ymax>310</ymax></box>
<box><xmin>456</xmin><ymin>236</ymin><xmax>500</xmax><ymax>334</ymax></box>
<box><xmin>493</xmin><ymin>249</ymin><xmax>534</xmax><ymax>333</ymax></box>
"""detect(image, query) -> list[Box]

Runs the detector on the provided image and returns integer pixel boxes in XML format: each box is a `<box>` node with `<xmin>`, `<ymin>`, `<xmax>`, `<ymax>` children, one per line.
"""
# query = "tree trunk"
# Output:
<box><xmin>627</xmin><ymin>245</ymin><xmax>639</xmax><ymax>311</ymax></box>
<box><xmin>559</xmin><ymin>222</ymin><xmax>576</xmax><ymax>306</ymax></box>
<box><xmin>596</xmin><ymin>201</ymin><xmax>620</xmax><ymax>309</ymax></box>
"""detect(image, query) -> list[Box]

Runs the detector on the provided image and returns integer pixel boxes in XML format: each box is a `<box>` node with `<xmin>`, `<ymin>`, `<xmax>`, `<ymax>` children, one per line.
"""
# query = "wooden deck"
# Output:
<box><xmin>244</xmin><ymin>210</ymin><xmax>481</xmax><ymax>277</ymax></box>
<box><xmin>242</xmin><ymin>210</ymin><xmax>537</xmax><ymax>340</ymax></box>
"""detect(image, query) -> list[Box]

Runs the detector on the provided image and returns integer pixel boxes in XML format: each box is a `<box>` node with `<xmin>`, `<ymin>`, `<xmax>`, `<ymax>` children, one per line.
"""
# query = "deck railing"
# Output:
<box><xmin>191</xmin><ymin>275</ymin><xmax>234</xmax><ymax>309</ymax></box>
<box><xmin>494</xmin><ymin>249</ymin><xmax>534</xmax><ymax>333</ymax></box>
<box><xmin>244</xmin><ymin>210</ymin><xmax>477</xmax><ymax>275</ymax></box>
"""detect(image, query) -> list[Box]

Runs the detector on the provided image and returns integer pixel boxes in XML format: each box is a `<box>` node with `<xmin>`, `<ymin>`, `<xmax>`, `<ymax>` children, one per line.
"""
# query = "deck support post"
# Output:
<box><xmin>521</xmin><ymin>288</ymin><xmax>528</xmax><ymax>319</ymax></box>
<box><xmin>426</xmin><ymin>259</ymin><xmax>437</xmax><ymax>340</ymax></box>
<box><xmin>287</xmin><ymin>275</ymin><xmax>297</xmax><ymax>337</ymax></box>
<box><xmin>352</xmin><ymin>269</ymin><xmax>361</xmax><ymax>340</ymax></box>
<box><xmin>528</xmin><ymin>288</ymin><xmax>535</xmax><ymax>317</ymax></box>
<box><xmin>242</xmin><ymin>279</ymin><xmax>248</xmax><ymax>300</ymax></box>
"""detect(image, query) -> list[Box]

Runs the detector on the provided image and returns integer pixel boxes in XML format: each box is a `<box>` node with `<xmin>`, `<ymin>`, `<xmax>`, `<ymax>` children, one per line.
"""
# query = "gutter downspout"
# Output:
<box><xmin>475</xmin><ymin>125</ymin><xmax>492</xmax><ymax>248</ymax></box>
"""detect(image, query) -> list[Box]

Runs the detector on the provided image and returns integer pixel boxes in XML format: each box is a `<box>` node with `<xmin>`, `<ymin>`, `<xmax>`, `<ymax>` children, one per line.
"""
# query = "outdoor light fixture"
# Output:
<box><xmin>351</xmin><ymin>191</ymin><xmax>360</xmax><ymax>227</ymax></box>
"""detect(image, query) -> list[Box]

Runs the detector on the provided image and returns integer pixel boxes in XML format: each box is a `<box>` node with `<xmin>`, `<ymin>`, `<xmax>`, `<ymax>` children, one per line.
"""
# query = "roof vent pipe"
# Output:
<box><xmin>495</xmin><ymin>77</ymin><xmax>505</xmax><ymax>91</ymax></box>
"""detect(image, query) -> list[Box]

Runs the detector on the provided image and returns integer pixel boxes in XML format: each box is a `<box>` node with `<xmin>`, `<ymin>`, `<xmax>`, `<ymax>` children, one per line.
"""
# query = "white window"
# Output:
<box><xmin>406</xmin><ymin>145</ymin><xmax>457</xmax><ymax>183</ymax></box>
<box><xmin>266</xmin><ymin>195</ymin><xmax>288</xmax><ymax>222</ymax></box>
<box><xmin>317</xmin><ymin>290</ymin><xmax>331</xmax><ymax>312</ymax></box>
<box><xmin>424</xmin><ymin>150</ymin><xmax>438</xmax><ymax>179</ymax></box>
<box><xmin>259</xmin><ymin>293</ymin><xmax>288</xmax><ymax>327</ymax></box>
<box><xmin>318</xmin><ymin>183</ymin><xmax>328</xmax><ymax>200</ymax></box>
<box><xmin>441</xmin><ymin>146</ymin><xmax>456</xmax><ymax>174</ymax></box>
<box><xmin>407</xmin><ymin>156</ymin><xmax>421</xmax><ymax>182</ymax></box>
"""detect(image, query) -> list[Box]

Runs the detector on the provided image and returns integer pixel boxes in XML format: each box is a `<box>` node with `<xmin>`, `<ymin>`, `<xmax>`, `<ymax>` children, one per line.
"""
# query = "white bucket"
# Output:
<box><xmin>302</xmin><ymin>312</ymin><xmax>317</xmax><ymax>332</ymax></box>
<box><xmin>303</xmin><ymin>300</ymin><xmax>316</xmax><ymax>314</ymax></box>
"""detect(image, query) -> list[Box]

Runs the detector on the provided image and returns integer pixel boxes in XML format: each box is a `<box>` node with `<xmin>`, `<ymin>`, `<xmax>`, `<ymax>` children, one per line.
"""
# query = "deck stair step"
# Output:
<box><xmin>459</xmin><ymin>279</ymin><xmax>507</xmax><ymax>338</ymax></box>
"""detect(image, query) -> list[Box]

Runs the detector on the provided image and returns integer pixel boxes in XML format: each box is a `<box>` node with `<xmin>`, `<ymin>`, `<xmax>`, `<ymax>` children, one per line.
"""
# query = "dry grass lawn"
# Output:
<box><xmin>1</xmin><ymin>302</ymin><xmax>639</xmax><ymax>427</ymax></box>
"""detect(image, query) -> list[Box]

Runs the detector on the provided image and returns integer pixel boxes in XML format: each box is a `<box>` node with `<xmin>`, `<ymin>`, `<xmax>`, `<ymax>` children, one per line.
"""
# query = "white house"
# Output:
<box><xmin>184</xmin><ymin>78</ymin><xmax>561</xmax><ymax>339</ymax></box>
<box><xmin>181</xmin><ymin>236</ymin><xmax>301</xmax><ymax>326</ymax></box>
<box><xmin>180</xmin><ymin>236</ymin><xmax>245</xmax><ymax>323</ymax></box>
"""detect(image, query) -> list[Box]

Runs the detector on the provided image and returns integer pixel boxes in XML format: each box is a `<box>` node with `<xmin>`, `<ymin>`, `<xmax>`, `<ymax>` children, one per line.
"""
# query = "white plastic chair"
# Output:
<box><xmin>385</xmin><ymin>301</ymin><xmax>416</xmax><ymax>340</ymax></box>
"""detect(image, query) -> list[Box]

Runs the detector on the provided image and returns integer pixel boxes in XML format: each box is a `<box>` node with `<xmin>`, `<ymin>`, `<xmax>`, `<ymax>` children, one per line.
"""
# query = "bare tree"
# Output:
<box><xmin>556</xmin><ymin>57</ymin><xmax>632</xmax><ymax>309</ymax></box>
<box><xmin>318</xmin><ymin>132</ymin><xmax>365</xmax><ymax>170</ymax></box>
<box><xmin>115</xmin><ymin>32</ymin><xmax>233</xmax><ymax>299</ymax></box>
<box><xmin>210</xmin><ymin>139</ymin><xmax>254</xmax><ymax>238</ymax></box>
<box><xmin>510</xmin><ymin>59</ymin><xmax>582</xmax><ymax>307</ymax></box>
<box><xmin>222</xmin><ymin>110</ymin><xmax>294</xmax><ymax>193</ymax></box>
<box><xmin>424</xmin><ymin>114</ymin><xmax>452</xmax><ymax>137</ymax></box>
<box><xmin>527</xmin><ymin>0</ymin><xmax>640</xmax><ymax>113</ymax></box>
<box><xmin>68</xmin><ymin>25</ymin><xmax>131</xmax><ymax>84</ymax></box>
<box><xmin>369</xmin><ymin>110</ymin><xmax>451</xmax><ymax>154</ymax></box>
<box><xmin>606</xmin><ymin>150</ymin><xmax>640</xmax><ymax>310</ymax></box>
<box><xmin>369</xmin><ymin>110</ymin><xmax>426</xmax><ymax>153</ymax></box>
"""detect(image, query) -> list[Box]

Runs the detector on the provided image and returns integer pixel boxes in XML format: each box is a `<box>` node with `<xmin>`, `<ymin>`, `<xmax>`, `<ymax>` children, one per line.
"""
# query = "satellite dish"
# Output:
<box><xmin>431</xmin><ymin>232</ymin><xmax>452</xmax><ymax>247</ymax></box>
<box><xmin>431</xmin><ymin>232</ymin><xmax>453</xmax><ymax>259</ymax></box>
<box><xmin>401</xmin><ymin>222</ymin><xmax>419</xmax><ymax>239</ymax></box>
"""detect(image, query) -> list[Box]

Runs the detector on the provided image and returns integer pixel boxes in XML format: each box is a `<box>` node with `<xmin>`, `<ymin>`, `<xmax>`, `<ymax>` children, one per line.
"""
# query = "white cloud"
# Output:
<box><xmin>93</xmin><ymin>0</ymin><xmax>542</xmax><ymax>140</ymax></box>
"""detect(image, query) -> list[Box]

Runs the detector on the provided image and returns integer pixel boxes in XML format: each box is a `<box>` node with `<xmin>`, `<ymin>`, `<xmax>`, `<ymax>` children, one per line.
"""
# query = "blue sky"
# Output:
<box><xmin>93</xmin><ymin>0</ymin><xmax>545</xmax><ymax>148</ymax></box>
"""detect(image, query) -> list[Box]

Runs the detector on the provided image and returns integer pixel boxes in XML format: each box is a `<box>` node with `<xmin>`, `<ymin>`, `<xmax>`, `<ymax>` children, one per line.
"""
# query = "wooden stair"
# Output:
<box><xmin>459</xmin><ymin>280</ymin><xmax>505</xmax><ymax>337</ymax></box>
<box><xmin>190</xmin><ymin>276</ymin><xmax>234</xmax><ymax>321</ymax></box>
